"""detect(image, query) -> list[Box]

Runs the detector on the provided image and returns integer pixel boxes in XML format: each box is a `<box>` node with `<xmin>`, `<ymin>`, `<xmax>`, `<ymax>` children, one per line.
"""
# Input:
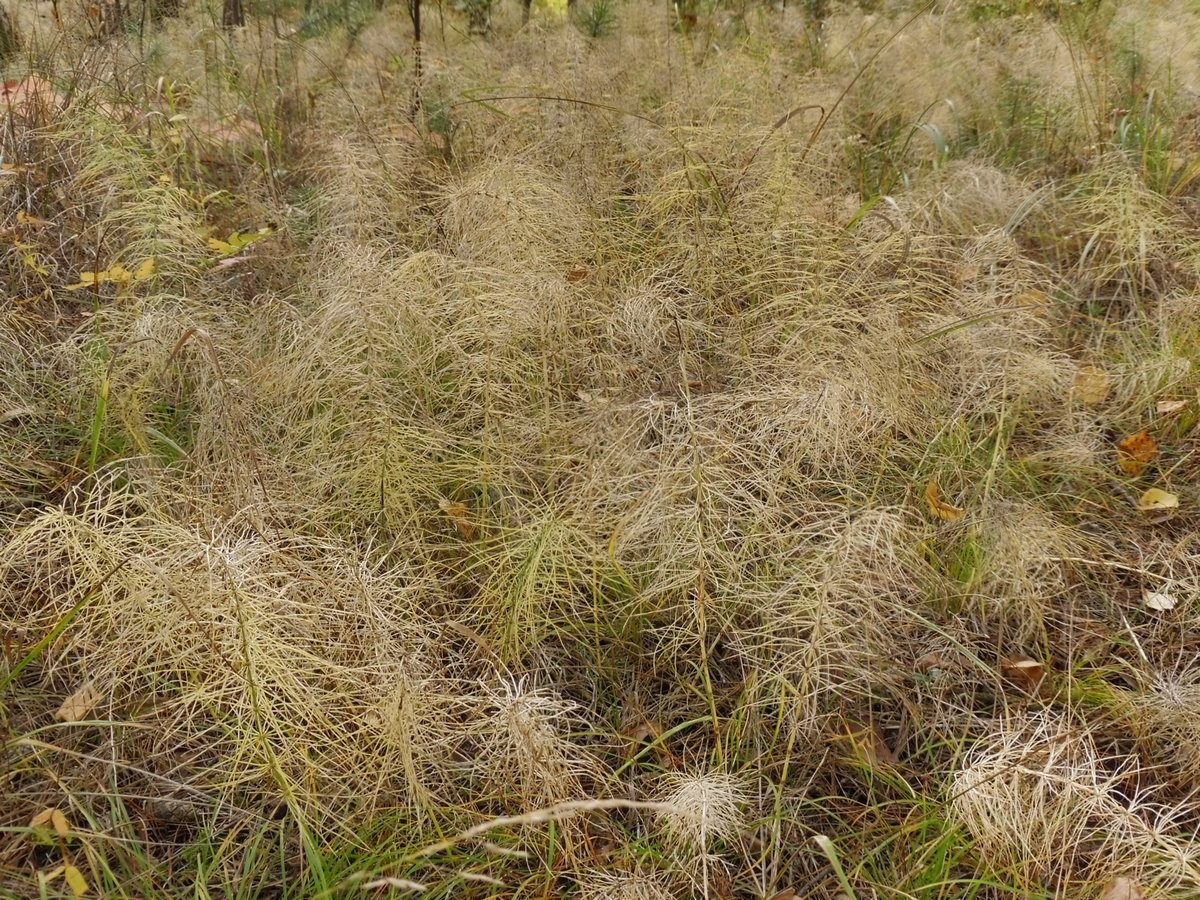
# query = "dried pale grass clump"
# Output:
<box><xmin>908</xmin><ymin>162</ymin><xmax>1035</xmax><ymax>234</ymax></box>
<box><xmin>657</xmin><ymin>769</ymin><xmax>747</xmax><ymax>849</ymax></box>
<box><xmin>1064</xmin><ymin>159</ymin><xmax>1197</xmax><ymax>300</ymax></box>
<box><xmin>575</xmin><ymin>867</ymin><xmax>675</xmax><ymax>900</ymax></box>
<box><xmin>656</xmin><ymin>769</ymin><xmax>748</xmax><ymax>894</ymax></box>
<box><xmin>961</xmin><ymin>502</ymin><xmax>1098</xmax><ymax>632</ymax></box>
<box><xmin>64</xmin><ymin>110</ymin><xmax>209</xmax><ymax>277</ymax></box>
<box><xmin>314</xmin><ymin>135</ymin><xmax>426</xmax><ymax>244</ymax></box>
<box><xmin>950</xmin><ymin>713</ymin><xmax>1200</xmax><ymax>892</ymax></box>
<box><xmin>476</xmin><ymin>676</ymin><xmax>596</xmax><ymax>809</ymax></box>
<box><xmin>0</xmin><ymin>474</ymin><xmax>459</xmax><ymax>821</ymax></box>
<box><xmin>732</xmin><ymin>508</ymin><xmax>931</xmax><ymax>736</ymax></box>
<box><xmin>442</xmin><ymin>160</ymin><xmax>590</xmax><ymax>272</ymax></box>
<box><xmin>1116</xmin><ymin>646</ymin><xmax>1200</xmax><ymax>785</ymax></box>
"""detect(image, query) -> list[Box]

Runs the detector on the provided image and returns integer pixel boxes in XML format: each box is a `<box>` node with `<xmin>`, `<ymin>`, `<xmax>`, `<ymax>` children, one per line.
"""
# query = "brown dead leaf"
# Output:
<box><xmin>1074</xmin><ymin>364</ymin><xmax>1112</xmax><ymax>405</ymax></box>
<box><xmin>915</xmin><ymin>650</ymin><xmax>962</xmax><ymax>676</ymax></box>
<box><xmin>565</xmin><ymin>266</ymin><xmax>590</xmax><ymax>283</ymax></box>
<box><xmin>953</xmin><ymin>264</ymin><xmax>980</xmax><ymax>284</ymax></box>
<box><xmin>1117</xmin><ymin>430</ymin><xmax>1158</xmax><ymax>476</ymax></box>
<box><xmin>1157</xmin><ymin>398</ymin><xmax>1189</xmax><ymax>416</ymax></box>
<box><xmin>437</xmin><ymin>498</ymin><xmax>476</xmax><ymax>540</ymax></box>
<box><xmin>1001</xmin><ymin>654</ymin><xmax>1047</xmax><ymax>695</ymax></box>
<box><xmin>925</xmin><ymin>480</ymin><xmax>965</xmax><ymax>522</ymax></box>
<box><xmin>54</xmin><ymin>680</ymin><xmax>101</xmax><ymax>723</ymax></box>
<box><xmin>1137</xmin><ymin>488</ymin><xmax>1179</xmax><ymax>512</ymax></box>
<box><xmin>835</xmin><ymin>719</ymin><xmax>897</xmax><ymax>768</ymax></box>
<box><xmin>625</xmin><ymin>719</ymin><xmax>663</xmax><ymax>745</ymax></box>
<box><xmin>1099</xmin><ymin>876</ymin><xmax>1145</xmax><ymax>900</ymax></box>
<box><xmin>392</xmin><ymin>122</ymin><xmax>448</xmax><ymax>153</ymax></box>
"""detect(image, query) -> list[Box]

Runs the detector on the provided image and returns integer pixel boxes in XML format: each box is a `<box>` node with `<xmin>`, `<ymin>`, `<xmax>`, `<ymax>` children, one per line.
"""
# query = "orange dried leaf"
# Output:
<box><xmin>1137</xmin><ymin>488</ymin><xmax>1178</xmax><ymax>512</ymax></box>
<box><xmin>924</xmin><ymin>480</ymin><xmax>964</xmax><ymax>522</ymax></box>
<box><xmin>437</xmin><ymin>498</ymin><xmax>476</xmax><ymax>540</ymax></box>
<box><xmin>565</xmin><ymin>266</ymin><xmax>590</xmax><ymax>283</ymax></box>
<box><xmin>1117</xmin><ymin>430</ymin><xmax>1158</xmax><ymax>476</ymax></box>
<box><xmin>0</xmin><ymin>76</ymin><xmax>64</xmax><ymax>111</ymax></box>
<box><xmin>55</xmin><ymin>679</ymin><xmax>101</xmax><ymax>722</ymax></box>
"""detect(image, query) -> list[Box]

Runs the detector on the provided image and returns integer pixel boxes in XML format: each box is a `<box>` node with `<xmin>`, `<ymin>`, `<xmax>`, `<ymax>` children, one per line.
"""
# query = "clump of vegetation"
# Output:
<box><xmin>3</xmin><ymin>0</ymin><xmax>1200</xmax><ymax>897</ymax></box>
<box><xmin>575</xmin><ymin>0</ymin><xmax>616</xmax><ymax>39</ymax></box>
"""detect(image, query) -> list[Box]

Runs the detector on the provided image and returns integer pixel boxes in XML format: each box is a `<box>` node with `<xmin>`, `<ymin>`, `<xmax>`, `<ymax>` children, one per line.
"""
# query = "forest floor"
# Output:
<box><xmin>4</xmin><ymin>0</ymin><xmax>1200</xmax><ymax>897</ymax></box>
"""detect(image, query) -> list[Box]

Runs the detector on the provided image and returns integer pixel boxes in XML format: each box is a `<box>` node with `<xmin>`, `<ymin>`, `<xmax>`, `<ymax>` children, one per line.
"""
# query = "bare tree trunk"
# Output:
<box><xmin>0</xmin><ymin>5</ymin><xmax>20</xmax><ymax>61</ymax></box>
<box><xmin>222</xmin><ymin>0</ymin><xmax>244</xmax><ymax>28</ymax></box>
<box><xmin>408</xmin><ymin>0</ymin><xmax>422</xmax><ymax>120</ymax></box>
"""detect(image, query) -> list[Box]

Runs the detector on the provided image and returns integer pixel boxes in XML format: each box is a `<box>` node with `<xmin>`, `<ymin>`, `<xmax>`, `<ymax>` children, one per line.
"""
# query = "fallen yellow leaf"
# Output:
<box><xmin>207</xmin><ymin>237</ymin><xmax>237</xmax><ymax>255</ymax></box>
<box><xmin>64</xmin><ymin>864</ymin><xmax>88</xmax><ymax>898</ymax></box>
<box><xmin>16</xmin><ymin>210</ymin><xmax>53</xmax><ymax>227</ymax></box>
<box><xmin>55</xmin><ymin>679</ymin><xmax>101</xmax><ymax>722</ymax></box>
<box><xmin>207</xmin><ymin>227</ymin><xmax>271</xmax><ymax>257</ymax></box>
<box><xmin>1074</xmin><ymin>364</ymin><xmax>1111</xmax><ymax>405</ymax></box>
<box><xmin>1137</xmin><ymin>488</ymin><xmax>1179</xmax><ymax>512</ymax></box>
<box><xmin>1117</xmin><ymin>430</ymin><xmax>1158</xmax><ymax>476</ymax></box>
<box><xmin>1013</xmin><ymin>288</ymin><xmax>1050</xmax><ymax>311</ymax></box>
<box><xmin>925</xmin><ymin>480</ymin><xmax>965</xmax><ymax>522</ymax></box>
<box><xmin>65</xmin><ymin>258</ymin><xmax>155</xmax><ymax>291</ymax></box>
<box><xmin>65</xmin><ymin>272</ymin><xmax>98</xmax><ymax>291</ymax></box>
<box><xmin>105</xmin><ymin>264</ymin><xmax>134</xmax><ymax>284</ymax></box>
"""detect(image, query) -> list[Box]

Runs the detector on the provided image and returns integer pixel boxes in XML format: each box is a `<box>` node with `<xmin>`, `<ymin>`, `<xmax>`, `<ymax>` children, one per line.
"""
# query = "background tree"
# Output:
<box><xmin>222</xmin><ymin>0</ymin><xmax>245</xmax><ymax>27</ymax></box>
<box><xmin>0</xmin><ymin>5</ymin><xmax>20</xmax><ymax>60</ymax></box>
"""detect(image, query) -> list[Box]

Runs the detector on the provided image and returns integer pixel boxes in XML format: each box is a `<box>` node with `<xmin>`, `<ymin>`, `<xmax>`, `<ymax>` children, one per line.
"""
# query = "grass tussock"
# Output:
<box><xmin>4</xmin><ymin>0</ymin><xmax>1200</xmax><ymax>897</ymax></box>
